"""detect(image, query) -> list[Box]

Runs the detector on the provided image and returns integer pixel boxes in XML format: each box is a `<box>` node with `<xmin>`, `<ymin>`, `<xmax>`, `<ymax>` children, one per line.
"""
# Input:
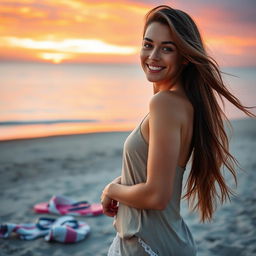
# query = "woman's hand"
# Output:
<box><xmin>101</xmin><ymin>188</ymin><xmax>118</xmax><ymax>217</ymax></box>
<box><xmin>101</xmin><ymin>176</ymin><xmax>121</xmax><ymax>217</ymax></box>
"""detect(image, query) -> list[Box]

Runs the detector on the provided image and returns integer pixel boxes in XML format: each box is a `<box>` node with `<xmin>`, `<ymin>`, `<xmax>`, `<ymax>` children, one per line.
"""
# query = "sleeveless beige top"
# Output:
<box><xmin>113</xmin><ymin>113</ymin><xmax>197</xmax><ymax>255</ymax></box>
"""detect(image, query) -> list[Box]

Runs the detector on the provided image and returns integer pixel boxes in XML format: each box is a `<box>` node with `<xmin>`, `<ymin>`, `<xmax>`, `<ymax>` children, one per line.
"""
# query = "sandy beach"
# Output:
<box><xmin>0</xmin><ymin>118</ymin><xmax>255</xmax><ymax>256</ymax></box>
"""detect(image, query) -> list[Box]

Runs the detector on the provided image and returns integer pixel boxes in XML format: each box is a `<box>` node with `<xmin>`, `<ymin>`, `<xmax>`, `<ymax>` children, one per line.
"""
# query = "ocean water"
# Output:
<box><xmin>0</xmin><ymin>62</ymin><xmax>255</xmax><ymax>140</ymax></box>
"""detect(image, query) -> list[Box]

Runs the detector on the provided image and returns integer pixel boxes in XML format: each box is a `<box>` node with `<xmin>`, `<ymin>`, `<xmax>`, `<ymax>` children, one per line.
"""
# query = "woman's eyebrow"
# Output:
<box><xmin>144</xmin><ymin>37</ymin><xmax>176</xmax><ymax>46</ymax></box>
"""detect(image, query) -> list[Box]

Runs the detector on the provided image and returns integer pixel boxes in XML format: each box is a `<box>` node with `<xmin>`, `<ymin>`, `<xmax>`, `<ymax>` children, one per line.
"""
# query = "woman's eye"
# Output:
<box><xmin>143</xmin><ymin>43</ymin><xmax>152</xmax><ymax>49</ymax></box>
<box><xmin>162</xmin><ymin>47</ymin><xmax>173</xmax><ymax>52</ymax></box>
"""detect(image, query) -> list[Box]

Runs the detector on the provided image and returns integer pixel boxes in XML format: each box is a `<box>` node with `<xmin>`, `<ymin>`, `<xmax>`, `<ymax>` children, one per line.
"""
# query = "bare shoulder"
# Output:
<box><xmin>149</xmin><ymin>91</ymin><xmax>193</xmax><ymax>122</ymax></box>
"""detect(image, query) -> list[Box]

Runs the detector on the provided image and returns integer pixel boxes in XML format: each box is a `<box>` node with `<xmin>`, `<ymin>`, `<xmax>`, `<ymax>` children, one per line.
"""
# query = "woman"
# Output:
<box><xmin>101</xmin><ymin>5</ymin><xmax>254</xmax><ymax>256</ymax></box>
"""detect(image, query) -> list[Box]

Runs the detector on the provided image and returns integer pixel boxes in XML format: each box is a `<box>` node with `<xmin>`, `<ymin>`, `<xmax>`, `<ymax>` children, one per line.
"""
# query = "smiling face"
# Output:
<box><xmin>140</xmin><ymin>22</ymin><xmax>184</xmax><ymax>90</ymax></box>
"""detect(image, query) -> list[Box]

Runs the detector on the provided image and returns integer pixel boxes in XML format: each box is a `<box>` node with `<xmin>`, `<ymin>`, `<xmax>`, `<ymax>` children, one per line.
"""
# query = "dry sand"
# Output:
<box><xmin>0</xmin><ymin>118</ymin><xmax>255</xmax><ymax>256</ymax></box>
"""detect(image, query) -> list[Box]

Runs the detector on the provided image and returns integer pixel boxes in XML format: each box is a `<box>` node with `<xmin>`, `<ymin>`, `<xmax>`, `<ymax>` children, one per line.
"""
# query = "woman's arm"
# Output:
<box><xmin>103</xmin><ymin>92</ymin><xmax>183</xmax><ymax>210</ymax></box>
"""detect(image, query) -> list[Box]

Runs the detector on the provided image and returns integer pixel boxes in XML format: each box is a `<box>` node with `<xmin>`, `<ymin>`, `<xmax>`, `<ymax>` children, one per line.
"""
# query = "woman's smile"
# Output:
<box><xmin>146</xmin><ymin>64</ymin><xmax>166</xmax><ymax>73</ymax></box>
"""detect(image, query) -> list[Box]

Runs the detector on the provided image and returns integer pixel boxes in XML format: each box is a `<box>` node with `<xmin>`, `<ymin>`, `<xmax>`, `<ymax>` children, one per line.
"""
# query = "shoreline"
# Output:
<box><xmin>0</xmin><ymin>130</ymin><xmax>132</xmax><ymax>143</ymax></box>
<box><xmin>0</xmin><ymin>117</ymin><xmax>254</xmax><ymax>143</ymax></box>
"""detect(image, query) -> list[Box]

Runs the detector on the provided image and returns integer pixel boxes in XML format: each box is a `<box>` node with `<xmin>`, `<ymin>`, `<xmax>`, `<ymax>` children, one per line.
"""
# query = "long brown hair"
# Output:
<box><xmin>143</xmin><ymin>5</ymin><xmax>255</xmax><ymax>222</ymax></box>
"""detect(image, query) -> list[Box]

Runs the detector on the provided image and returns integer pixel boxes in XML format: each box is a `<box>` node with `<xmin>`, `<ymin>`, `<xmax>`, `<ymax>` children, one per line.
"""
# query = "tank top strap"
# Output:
<box><xmin>138</xmin><ymin>113</ymin><xmax>149</xmax><ymax>128</ymax></box>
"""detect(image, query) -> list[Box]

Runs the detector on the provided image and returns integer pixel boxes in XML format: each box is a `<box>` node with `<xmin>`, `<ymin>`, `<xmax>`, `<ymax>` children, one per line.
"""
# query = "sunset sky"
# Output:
<box><xmin>0</xmin><ymin>0</ymin><xmax>255</xmax><ymax>66</ymax></box>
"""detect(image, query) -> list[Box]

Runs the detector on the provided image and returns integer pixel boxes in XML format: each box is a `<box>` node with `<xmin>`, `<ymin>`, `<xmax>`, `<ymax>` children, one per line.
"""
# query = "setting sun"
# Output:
<box><xmin>38</xmin><ymin>52</ymin><xmax>73</xmax><ymax>64</ymax></box>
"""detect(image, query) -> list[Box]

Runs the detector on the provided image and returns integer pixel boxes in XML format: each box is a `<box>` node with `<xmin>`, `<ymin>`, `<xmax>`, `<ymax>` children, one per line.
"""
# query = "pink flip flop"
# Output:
<box><xmin>33</xmin><ymin>195</ymin><xmax>103</xmax><ymax>216</ymax></box>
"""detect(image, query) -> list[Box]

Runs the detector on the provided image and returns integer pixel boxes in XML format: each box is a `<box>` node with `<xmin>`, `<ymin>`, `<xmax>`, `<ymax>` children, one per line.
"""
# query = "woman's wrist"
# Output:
<box><xmin>103</xmin><ymin>182</ymin><xmax>112</xmax><ymax>197</ymax></box>
<box><xmin>104</xmin><ymin>182</ymin><xmax>116</xmax><ymax>199</ymax></box>
<box><xmin>103</xmin><ymin>177</ymin><xmax>121</xmax><ymax>200</ymax></box>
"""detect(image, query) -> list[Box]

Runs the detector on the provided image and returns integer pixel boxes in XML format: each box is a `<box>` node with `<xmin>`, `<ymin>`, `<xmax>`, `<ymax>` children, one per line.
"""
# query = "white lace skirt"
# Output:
<box><xmin>107</xmin><ymin>234</ymin><xmax>121</xmax><ymax>256</ymax></box>
<box><xmin>107</xmin><ymin>233</ymin><xmax>158</xmax><ymax>256</ymax></box>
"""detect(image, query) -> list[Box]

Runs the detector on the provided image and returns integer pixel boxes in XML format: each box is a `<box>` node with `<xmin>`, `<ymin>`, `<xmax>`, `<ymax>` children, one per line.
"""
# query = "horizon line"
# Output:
<box><xmin>0</xmin><ymin>60</ymin><xmax>255</xmax><ymax>69</ymax></box>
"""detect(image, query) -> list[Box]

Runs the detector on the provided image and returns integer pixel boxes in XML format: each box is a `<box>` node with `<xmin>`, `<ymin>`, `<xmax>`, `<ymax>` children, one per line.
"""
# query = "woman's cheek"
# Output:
<box><xmin>140</xmin><ymin>50</ymin><xmax>145</xmax><ymax>61</ymax></box>
<box><xmin>140</xmin><ymin>51</ymin><xmax>147</xmax><ymax>69</ymax></box>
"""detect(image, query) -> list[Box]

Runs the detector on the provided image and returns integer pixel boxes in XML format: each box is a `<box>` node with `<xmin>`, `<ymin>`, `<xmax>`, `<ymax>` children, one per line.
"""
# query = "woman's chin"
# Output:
<box><xmin>145</xmin><ymin>76</ymin><xmax>161</xmax><ymax>83</ymax></box>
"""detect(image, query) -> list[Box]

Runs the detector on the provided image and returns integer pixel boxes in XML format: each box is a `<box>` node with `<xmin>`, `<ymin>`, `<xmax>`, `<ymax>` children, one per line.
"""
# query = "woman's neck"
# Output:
<box><xmin>153</xmin><ymin>81</ymin><xmax>183</xmax><ymax>95</ymax></box>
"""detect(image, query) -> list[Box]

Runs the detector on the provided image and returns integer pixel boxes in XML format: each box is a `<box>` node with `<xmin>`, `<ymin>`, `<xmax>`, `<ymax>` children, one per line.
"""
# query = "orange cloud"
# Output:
<box><xmin>0</xmin><ymin>0</ymin><xmax>255</xmax><ymax>66</ymax></box>
<box><xmin>206</xmin><ymin>37</ymin><xmax>256</xmax><ymax>55</ymax></box>
<box><xmin>0</xmin><ymin>0</ymin><xmax>149</xmax><ymax>63</ymax></box>
<box><xmin>0</xmin><ymin>36</ymin><xmax>138</xmax><ymax>63</ymax></box>
<box><xmin>2</xmin><ymin>37</ymin><xmax>137</xmax><ymax>54</ymax></box>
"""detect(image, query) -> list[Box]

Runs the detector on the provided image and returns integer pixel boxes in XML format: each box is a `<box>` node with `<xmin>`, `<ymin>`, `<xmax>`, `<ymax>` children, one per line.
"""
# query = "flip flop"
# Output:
<box><xmin>0</xmin><ymin>216</ymin><xmax>74</xmax><ymax>240</ymax></box>
<box><xmin>33</xmin><ymin>195</ymin><xmax>103</xmax><ymax>216</ymax></box>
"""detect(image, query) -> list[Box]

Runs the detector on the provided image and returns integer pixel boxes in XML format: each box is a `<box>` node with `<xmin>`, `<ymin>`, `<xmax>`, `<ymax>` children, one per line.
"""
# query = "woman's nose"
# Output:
<box><xmin>149</xmin><ymin>48</ymin><xmax>160</xmax><ymax>61</ymax></box>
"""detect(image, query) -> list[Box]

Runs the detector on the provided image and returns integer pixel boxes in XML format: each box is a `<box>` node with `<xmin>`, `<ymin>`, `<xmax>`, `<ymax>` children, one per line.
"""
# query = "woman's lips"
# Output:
<box><xmin>146</xmin><ymin>64</ymin><xmax>166</xmax><ymax>73</ymax></box>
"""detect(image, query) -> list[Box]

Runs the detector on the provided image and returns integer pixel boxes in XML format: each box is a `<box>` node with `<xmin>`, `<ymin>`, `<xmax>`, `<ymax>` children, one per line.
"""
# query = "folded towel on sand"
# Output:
<box><xmin>0</xmin><ymin>216</ymin><xmax>90</xmax><ymax>243</ymax></box>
